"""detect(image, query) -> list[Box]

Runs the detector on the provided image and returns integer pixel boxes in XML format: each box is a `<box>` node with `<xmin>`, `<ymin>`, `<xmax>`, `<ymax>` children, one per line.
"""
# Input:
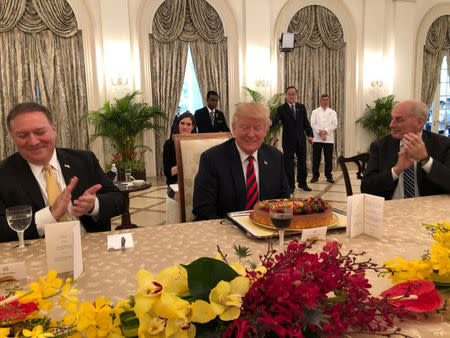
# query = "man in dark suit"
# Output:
<box><xmin>194</xmin><ymin>90</ymin><xmax>230</xmax><ymax>133</ymax></box>
<box><xmin>0</xmin><ymin>102</ymin><xmax>126</xmax><ymax>243</ymax></box>
<box><xmin>272</xmin><ymin>86</ymin><xmax>314</xmax><ymax>193</ymax></box>
<box><xmin>193</xmin><ymin>102</ymin><xmax>289</xmax><ymax>220</ymax></box>
<box><xmin>361</xmin><ymin>100</ymin><xmax>450</xmax><ymax>199</ymax></box>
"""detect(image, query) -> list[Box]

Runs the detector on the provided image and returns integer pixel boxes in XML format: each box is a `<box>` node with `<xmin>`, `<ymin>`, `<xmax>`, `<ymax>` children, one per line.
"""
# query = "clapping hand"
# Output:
<box><xmin>49</xmin><ymin>177</ymin><xmax>78</xmax><ymax>221</ymax></box>
<box><xmin>71</xmin><ymin>184</ymin><xmax>102</xmax><ymax>217</ymax></box>
<box><xmin>402</xmin><ymin>132</ymin><xmax>428</xmax><ymax>162</ymax></box>
<box><xmin>393</xmin><ymin>149</ymin><xmax>414</xmax><ymax>176</ymax></box>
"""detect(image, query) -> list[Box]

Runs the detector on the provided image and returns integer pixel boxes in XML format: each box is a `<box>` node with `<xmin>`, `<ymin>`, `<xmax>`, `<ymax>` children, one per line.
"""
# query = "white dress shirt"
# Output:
<box><xmin>310</xmin><ymin>106</ymin><xmax>338</xmax><ymax>143</ymax></box>
<box><xmin>391</xmin><ymin>140</ymin><xmax>433</xmax><ymax>199</ymax></box>
<box><xmin>28</xmin><ymin>150</ymin><xmax>99</xmax><ymax>236</ymax></box>
<box><xmin>235</xmin><ymin>144</ymin><xmax>260</xmax><ymax>199</ymax></box>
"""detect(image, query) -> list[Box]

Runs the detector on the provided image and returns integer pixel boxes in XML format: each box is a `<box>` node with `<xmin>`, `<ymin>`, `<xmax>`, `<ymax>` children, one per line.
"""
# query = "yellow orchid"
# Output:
<box><xmin>61</xmin><ymin>302</ymin><xmax>78</xmax><ymax>326</ymax></box>
<box><xmin>137</xmin><ymin>312</ymin><xmax>166</xmax><ymax>338</ymax></box>
<box><xmin>209</xmin><ymin>276</ymin><xmax>250</xmax><ymax>321</ymax></box>
<box><xmin>384</xmin><ymin>257</ymin><xmax>433</xmax><ymax>284</ymax></box>
<box><xmin>0</xmin><ymin>328</ymin><xmax>10</xmax><ymax>338</ymax></box>
<box><xmin>58</xmin><ymin>278</ymin><xmax>78</xmax><ymax>310</ymax></box>
<box><xmin>430</xmin><ymin>242</ymin><xmax>450</xmax><ymax>275</ymax></box>
<box><xmin>22</xmin><ymin>325</ymin><xmax>54</xmax><ymax>338</ymax></box>
<box><xmin>76</xmin><ymin>297</ymin><xmax>113</xmax><ymax>338</ymax></box>
<box><xmin>156</xmin><ymin>265</ymin><xmax>189</xmax><ymax>295</ymax></box>
<box><xmin>134</xmin><ymin>270</ymin><xmax>164</xmax><ymax>318</ymax></box>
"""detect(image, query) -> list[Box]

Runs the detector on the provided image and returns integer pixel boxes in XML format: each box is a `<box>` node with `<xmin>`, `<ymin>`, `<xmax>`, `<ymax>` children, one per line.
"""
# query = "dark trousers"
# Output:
<box><xmin>312</xmin><ymin>142</ymin><xmax>334</xmax><ymax>179</ymax></box>
<box><xmin>283</xmin><ymin>141</ymin><xmax>307</xmax><ymax>188</ymax></box>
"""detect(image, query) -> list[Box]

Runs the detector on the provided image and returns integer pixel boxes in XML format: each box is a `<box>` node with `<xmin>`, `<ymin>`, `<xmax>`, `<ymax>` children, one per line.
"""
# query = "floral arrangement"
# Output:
<box><xmin>2</xmin><ymin>240</ymin><xmax>444</xmax><ymax>338</ymax></box>
<box><xmin>384</xmin><ymin>221</ymin><xmax>450</xmax><ymax>285</ymax></box>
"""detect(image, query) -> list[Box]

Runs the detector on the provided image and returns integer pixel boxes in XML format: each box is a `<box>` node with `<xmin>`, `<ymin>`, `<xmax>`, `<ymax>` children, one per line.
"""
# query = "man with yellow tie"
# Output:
<box><xmin>0</xmin><ymin>102</ymin><xmax>126</xmax><ymax>243</ymax></box>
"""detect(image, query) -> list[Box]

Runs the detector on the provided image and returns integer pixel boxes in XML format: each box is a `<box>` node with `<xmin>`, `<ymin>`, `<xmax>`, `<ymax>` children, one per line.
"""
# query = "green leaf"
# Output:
<box><xmin>182</xmin><ymin>257</ymin><xmax>239</xmax><ymax>301</ymax></box>
<box><xmin>120</xmin><ymin>310</ymin><xmax>139</xmax><ymax>337</ymax></box>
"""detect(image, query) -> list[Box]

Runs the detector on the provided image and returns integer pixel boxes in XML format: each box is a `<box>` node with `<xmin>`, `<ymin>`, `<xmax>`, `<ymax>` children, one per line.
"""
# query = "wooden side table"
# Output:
<box><xmin>115</xmin><ymin>182</ymin><xmax>152</xmax><ymax>230</ymax></box>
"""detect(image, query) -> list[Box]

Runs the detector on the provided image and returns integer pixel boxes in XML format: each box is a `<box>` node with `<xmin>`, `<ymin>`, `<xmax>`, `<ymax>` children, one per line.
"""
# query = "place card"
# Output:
<box><xmin>346</xmin><ymin>193</ymin><xmax>384</xmax><ymax>239</ymax></box>
<box><xmin>107</xmin><ymin>233</ymin><xmax>134</xmax><ymax>250</ymax></box>
<box><xmin>300</xmin><ymin>226</ymin><xmax>327</xmax><ymax>242</ymax></box>
<box><xmin>0</xmin><ymin>262</ymin><xmax>26</xmax><ymax>281</ymax></box>
<box><xmin>45</xmin><ymin>220</ymin><xmax>83</xmax><ymax>278</ymax></box>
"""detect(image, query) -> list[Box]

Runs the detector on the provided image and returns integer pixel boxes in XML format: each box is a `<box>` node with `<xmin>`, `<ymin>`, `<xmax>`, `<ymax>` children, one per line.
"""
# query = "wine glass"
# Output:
<box><xmin>269</xmin><ymin>202</ymin><xmax>293</xmax><ymax>251</ymax></box>
<box><xmin>6</xmin><ymin>205</ymin><xmax>32</xmax><ymax>250</ymax></box>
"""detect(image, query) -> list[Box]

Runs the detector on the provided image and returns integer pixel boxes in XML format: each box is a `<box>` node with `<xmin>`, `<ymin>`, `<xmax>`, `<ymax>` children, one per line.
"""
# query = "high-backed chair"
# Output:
<box><xmin>337</xmin><ymin>153</ymin><xmax>370</xmax><ymax>196</ymax></box>
<box><xmin>173</xmin><ymin>132</ymin><xmax>233</xmax><ymax>222</ymax></box>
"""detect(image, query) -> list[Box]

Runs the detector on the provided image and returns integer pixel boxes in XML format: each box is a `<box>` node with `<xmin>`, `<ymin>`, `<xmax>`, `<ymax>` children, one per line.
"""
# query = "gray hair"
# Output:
<box><xmin>232</xmin><ymin>102</ymin><xmax>271</xmax><ymax>127</ymax></box>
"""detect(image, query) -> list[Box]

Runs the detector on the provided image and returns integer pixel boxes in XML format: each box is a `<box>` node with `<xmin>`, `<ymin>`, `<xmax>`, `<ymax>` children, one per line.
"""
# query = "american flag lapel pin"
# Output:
<box><xmin>264</xmin><ymin>160</ymin><xmax>268</xmax><ymax>166</ymax></box>
<box><xmin>64</xmin><ymin>164</ymin><xmax>70</xmax><ymax>168</ymax></box>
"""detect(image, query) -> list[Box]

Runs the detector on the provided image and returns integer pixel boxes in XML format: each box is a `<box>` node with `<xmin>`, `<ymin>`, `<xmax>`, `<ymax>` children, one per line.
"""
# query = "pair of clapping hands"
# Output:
<box><xmin>394</xmin><ymin>132</ymin><xmax>428</xmax><ymax>175</ymax></box>
<box><xmin>50</xmin><ymin>177</ymin><xmax>101</xmax><ymax>221</ymax></box>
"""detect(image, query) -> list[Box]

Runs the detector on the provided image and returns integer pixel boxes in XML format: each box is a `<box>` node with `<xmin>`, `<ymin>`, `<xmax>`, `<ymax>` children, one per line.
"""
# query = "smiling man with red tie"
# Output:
<box><xmin>193</xmin><ymin>102</ymin><xmax>290</xmax><ymax>220</ymax></box>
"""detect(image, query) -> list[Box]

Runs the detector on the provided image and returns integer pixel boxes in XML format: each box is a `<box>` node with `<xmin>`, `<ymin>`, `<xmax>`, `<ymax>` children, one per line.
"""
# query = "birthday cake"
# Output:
<box><xmin>250</xmin><ymin>197</ymin><xmax>333</xmax><ymax>230</ymax></box>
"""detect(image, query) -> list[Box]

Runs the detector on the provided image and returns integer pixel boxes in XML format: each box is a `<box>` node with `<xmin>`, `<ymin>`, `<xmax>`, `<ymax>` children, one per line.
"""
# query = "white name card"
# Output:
<box><xmin>0</xmin><ymin>262</ymin><xmax>26</xmax><ymax>281</ymax></box>
<box><xmin>300</xmin><ymin>226</ymin><xmax>328</xmax><ymax>242</ymax></box>
<box><xmin>107</xmin><ymin>233</ymin><xmax>134</xmax><ymax>250</ymax></box>
<box><xmin>45</xmin><ymin>220</ymin><xmax>83</xmax><ymax>278</ymax></box>
<box><xmin>346</xmin><ymin>193</ymin><xmax>384</xmax><ymax>239</ymax></box>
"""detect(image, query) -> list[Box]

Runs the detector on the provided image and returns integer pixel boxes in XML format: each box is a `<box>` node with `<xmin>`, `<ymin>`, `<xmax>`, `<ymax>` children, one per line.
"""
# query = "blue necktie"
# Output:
<box><xmin>210</xmin><ymin>111</ymin><xmax>215</xmax><ymax>125</ymax></box>
<box><xmin>403</xmin><ymin>165</ymin><xmax>415</xmax><ymax>198</ymax></box>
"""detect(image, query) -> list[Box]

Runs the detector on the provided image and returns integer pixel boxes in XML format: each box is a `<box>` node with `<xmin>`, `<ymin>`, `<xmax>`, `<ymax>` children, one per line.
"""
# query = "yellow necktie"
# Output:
<box><xmin>44</xmin><ymin>164</ymin><xmax>68</xmax><ymax>221</ymax></box>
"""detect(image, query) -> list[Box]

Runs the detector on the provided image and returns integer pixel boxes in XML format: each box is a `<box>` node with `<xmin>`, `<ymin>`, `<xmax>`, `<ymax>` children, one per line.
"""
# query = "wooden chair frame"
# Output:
<box><xmin>173</xmin><ymin>132</ymin><xmax>233</xmax><ymax>222</ymax></box>
<box><xmin>337</xmin><ymin>153</ymin><xmax>370</xmax><ymax>196</ymax></box>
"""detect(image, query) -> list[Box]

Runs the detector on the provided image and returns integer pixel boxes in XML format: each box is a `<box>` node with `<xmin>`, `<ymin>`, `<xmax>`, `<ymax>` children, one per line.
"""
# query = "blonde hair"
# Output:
<box><xmin>232</xmin><ymin>102</ymin><xmax>271</xmax><ymax>127</ymax></box>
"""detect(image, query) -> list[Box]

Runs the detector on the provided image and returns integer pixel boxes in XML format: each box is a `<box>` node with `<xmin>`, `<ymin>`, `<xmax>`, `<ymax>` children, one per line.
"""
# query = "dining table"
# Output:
<box><xmin>1</xmin><ymin>194</ymin><xmax>450</xmax><ymax>337</ymax></box>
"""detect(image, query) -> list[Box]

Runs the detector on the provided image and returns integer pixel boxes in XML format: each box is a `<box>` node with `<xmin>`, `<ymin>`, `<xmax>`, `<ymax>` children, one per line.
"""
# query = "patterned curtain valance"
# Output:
<box><xmin>0</xmin><ymin>0</ymin><xmax>78</xmax><ymax>37</ymax></box>
<box><xmin>152</xmin><ymin>0</ymin><xmax>224</xmax><ymax>43</ymax></box>
<box><xmin>424</xmin><ymin>15</ymin><xmax>450</xmax><ymax>55</ymax></box>
<box><xmin>288</xmin><ymin>5</ymin><xmax>345</xmax><ymax>50</ymax></box>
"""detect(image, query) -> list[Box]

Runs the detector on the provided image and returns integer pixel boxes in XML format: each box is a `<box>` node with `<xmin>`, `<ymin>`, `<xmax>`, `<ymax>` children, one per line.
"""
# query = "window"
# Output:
<box><xmin>426</xmin><ymin>55</ymin><xmax>450</xmax><ymax>136</ymax></box>
<box><xmin>178</xmin><ymin>45</ymin><xmax>203</xmax><ymax>115</ymax></box>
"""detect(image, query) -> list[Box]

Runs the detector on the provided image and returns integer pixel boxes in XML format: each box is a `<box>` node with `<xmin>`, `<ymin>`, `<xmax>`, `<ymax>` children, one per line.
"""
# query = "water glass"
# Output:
<box><xmin>6</xmin><ymin>205</ymin><xmax>32</xmax><ymax>249</ymax></box>
<box><xmin>124</xmin><ymin>168</ymin><xmax>132</xmax><ymax>182</ymax></box>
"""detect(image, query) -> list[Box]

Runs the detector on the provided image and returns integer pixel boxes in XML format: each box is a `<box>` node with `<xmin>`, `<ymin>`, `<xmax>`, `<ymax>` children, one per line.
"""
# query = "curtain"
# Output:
<box><xmin>421</xmin><ymin>16</ymin><xmax>450</xmax><ymax>106</ymax></box>
<box><xmin>149</xmin><ymin>36</ymin><xmax>188</xmax><ymax>175</ymax></box>
<box><xmin>0</xmin><ymin>0</ymin><xmax>87</xmax><ymax>159</ymax></box>
<box><xmin>150</xmin><ymin>0</ymin><xmax>228</xmax><ymax>175</ymax></box>
<box><xmin>285</xmin><ymin>5</ymin><xmax>345</xmax><ymax>161</ymax></box>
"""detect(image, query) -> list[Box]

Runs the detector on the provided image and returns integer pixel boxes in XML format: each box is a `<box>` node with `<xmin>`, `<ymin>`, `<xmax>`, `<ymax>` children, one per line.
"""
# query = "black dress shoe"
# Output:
<box><xmin>310</xmin><ymin>177</ymin><xmax>318</xmax><ymax>183</ymax></box>
<box><xmin>298</xmin><ymin>184</ymin><xmax>312</xmax><ymax>192</ymax></box>
<box><xmin>326</xmin><ymin>178</ymin><xmax>335</xmax><ymax>183</ymax></box>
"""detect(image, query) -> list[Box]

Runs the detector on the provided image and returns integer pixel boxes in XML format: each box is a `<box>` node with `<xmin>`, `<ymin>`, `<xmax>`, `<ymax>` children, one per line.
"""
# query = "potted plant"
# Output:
<box><xmin>242</xmin><ymin>87</ymin><xmax>284</xmax><ymax>146</ymax></box>
<box><xmin>82</xmin><ymin>91</ymin><xmax>166</xmax><ymax>180</ymax></box>
<box><xmin>356</xmin><ymin>95</ymin><xmax>398</xmax><ymax>139</ymax></box>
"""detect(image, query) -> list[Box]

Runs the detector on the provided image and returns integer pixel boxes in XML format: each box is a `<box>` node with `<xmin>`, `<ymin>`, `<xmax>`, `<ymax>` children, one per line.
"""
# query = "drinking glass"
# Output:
<box><xmin>269</xmin><ymin>202</ymin><xmax>293</xmax><ymax>251</ymax></box>
<box><xmin>124</xmin><ymin>168</ymin><xmax>132</xmax><ymax>182</ymax></box>
<box><xmin>6</xmin><ymin>205</ymin><xmax>32</xmax><ymax>249</ymax></box>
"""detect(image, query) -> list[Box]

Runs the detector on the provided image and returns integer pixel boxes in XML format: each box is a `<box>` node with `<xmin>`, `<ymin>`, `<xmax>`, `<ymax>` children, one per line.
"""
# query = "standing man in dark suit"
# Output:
<box><xmin>0</xmin><ymin>102</ymin><xmax>126</xmax><ymax>243</ymax></box>
<box><xmin>272</xmin><ymin>86</ymin><xmax>314</xmax><ymax>193</ymax></box>
<box><xmin>193</xmin><ymin>102</ymin><xmax>289</xmax><ymax>220</ymax></box>
<box><xmin>361</xmin><ymin>100</ymin><xmax>450</xmax><ymax>199</ymax></box>
<box><xmin>194</xmin><ymin>90</ymin><xmax>230</xmax><ymax>133</ymax></box>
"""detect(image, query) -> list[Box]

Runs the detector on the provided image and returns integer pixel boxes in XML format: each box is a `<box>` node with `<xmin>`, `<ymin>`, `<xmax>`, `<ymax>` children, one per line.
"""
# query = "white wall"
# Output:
<box><xmin>68</xmin><ymin>0</ymin><xmax>450</xmax><ymax>173</ymax></box>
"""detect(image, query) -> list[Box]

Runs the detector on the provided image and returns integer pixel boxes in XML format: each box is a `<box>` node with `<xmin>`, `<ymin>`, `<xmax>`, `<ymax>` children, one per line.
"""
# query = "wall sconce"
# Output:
<box><xmin>255</xmin><ymin>79</ymin><xmax>269</xmax><ymax>88</ymax></box>
<box><xmin>370</xmin><ymin>80</ymin><xmax>383</xmax><ymax>88</ymax></box>
<box><xmin>111</xmin><ymin>74</ymin><xmax>129</xmax><ymax>87</ymax></box>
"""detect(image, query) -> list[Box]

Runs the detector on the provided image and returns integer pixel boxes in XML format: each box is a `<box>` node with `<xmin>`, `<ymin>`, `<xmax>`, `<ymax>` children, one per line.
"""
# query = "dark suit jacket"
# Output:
<box><xmin>272</xmin><ymin>102</ymin><xmax>313</xmax><ymax>151</ymax></box>
<box><xmin>193</xmin><ymin>139</ymin><xmax>290</xmax><ymax>220</ymax></box>
<box><xmin>0</xmin><ymin>148</ymin><xmax>126</xmax><ymax>243</ymax></box>
<box><xmin>194</xmin><ymin>107</ymin><xmax>230</xmax><ymax>133</ymax></box>
<box><xmin>163</xmin><ymin>138</ymin><xmax>177</xmax><ymax>185</ymax></box>
<box><xmin>361</xmin><ymin>130</ymin><xmax>450</xmax><ymax>199</ymax></box>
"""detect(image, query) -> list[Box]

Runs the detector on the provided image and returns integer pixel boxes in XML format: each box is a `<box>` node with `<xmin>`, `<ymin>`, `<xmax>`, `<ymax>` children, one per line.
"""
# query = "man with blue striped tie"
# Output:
<box><xmin>361</xmin><ymin>100</ymin><xmax>450</xmax><ymax>200</ymax></box>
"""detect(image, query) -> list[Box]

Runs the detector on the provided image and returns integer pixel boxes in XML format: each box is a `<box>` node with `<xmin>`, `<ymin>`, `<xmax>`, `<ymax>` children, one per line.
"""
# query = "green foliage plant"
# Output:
<box><xmin>242</xmin><ymin>86</ymin><xmax>284</xmax><ymax>146</ymax></box>
<box><xmin>81</xmin><ymin>91</ymin><xmax>166</xmax><ymax>172</ymax></box>
<box><xmin>356</xmin><ymin>95</ymin><xmax>398</xmax><ymax>139</ymax></box>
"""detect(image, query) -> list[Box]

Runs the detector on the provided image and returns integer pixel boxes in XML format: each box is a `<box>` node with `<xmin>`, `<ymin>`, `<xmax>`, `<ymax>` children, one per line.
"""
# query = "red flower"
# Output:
<box><xmin>0</xmin><ymin>297</ymin><xmax>38</xmax><ymax>324</ymax></box>
<box><xmin>381</xmin><ymin>280</ymin><xmax>442</xmax><ymax>313</ymax></box>
<box><xmin>124</xmin><ymin>149</ymin><xmax>131</xmax><ymax>157</ymax></box>
<box><xmin>113</xmin><ymin>152</ymin><xmax>121</xmax><ymax>161</ymax></box>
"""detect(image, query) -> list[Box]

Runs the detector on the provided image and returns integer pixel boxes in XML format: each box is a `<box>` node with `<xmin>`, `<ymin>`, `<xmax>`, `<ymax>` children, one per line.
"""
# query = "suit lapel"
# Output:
<box><xmin>12</xmin><ymin>154</ymin><xmax>45</xmax><ymax>209</ymax></box>
<box><xmin>257</xmin><ymin>145</ymin><xmax>269</xmax><ymax>199</ymax></box>
<box><xmin>56</xmin><ymin>149</ymin><xmax>76</xmax><ymax>186</ymax></box>
<box><xmin>228</xmin><ymin>140</ymin><xmax>247</xmax><ymax>208</ymax></box>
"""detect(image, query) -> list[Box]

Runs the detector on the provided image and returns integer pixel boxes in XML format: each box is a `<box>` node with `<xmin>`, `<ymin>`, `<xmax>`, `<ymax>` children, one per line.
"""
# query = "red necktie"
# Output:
<box><xmin>245</xmin><ymin>156</ymin><xmax>258</xmax><ymax>210</ymax></box>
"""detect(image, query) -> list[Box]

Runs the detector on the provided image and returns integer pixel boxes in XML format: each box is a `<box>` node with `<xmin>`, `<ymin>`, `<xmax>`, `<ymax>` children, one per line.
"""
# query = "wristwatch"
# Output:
<box><xmin>419</xmin><ymin>155</ymin><xmax>431</xmax><ymax>167</ymax></box>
